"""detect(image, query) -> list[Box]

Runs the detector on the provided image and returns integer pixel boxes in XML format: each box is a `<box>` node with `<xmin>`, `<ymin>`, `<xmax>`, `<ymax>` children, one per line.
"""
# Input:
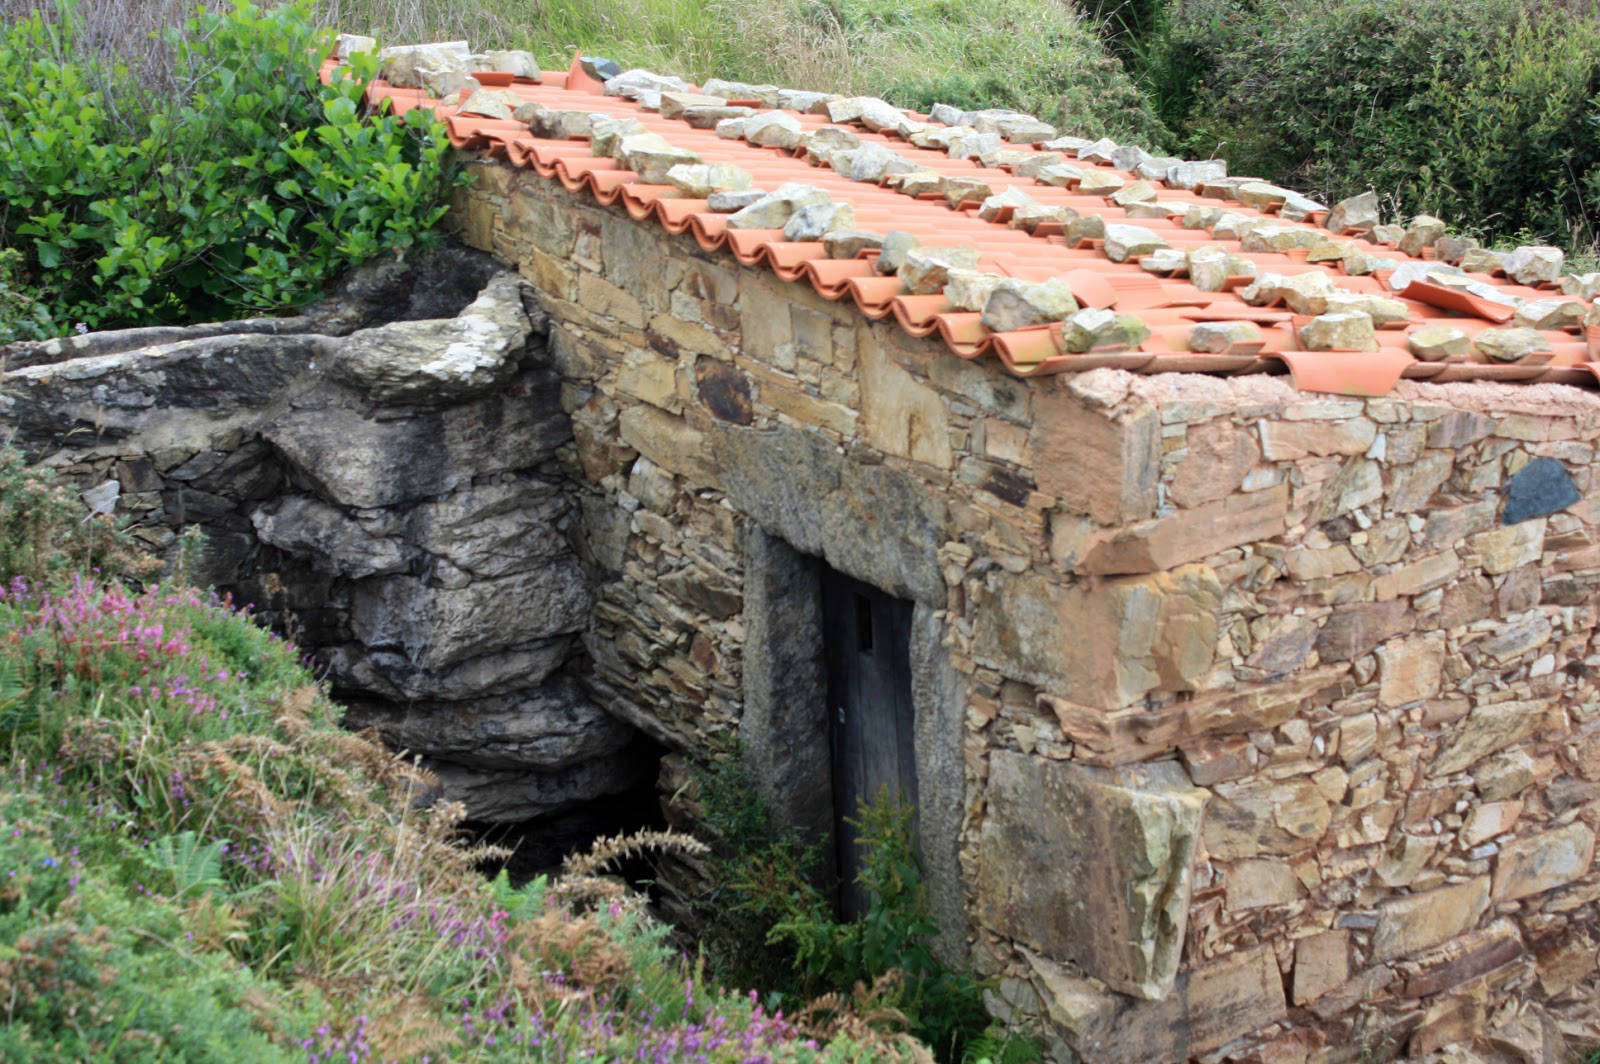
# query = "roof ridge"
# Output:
<box><xmin>321</xmin><ymin>39</ymin><xmax>1600</xmax><ymax>398</ymax></box>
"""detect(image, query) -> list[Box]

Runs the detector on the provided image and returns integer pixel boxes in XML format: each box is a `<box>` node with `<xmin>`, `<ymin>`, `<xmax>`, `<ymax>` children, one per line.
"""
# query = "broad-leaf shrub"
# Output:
<box><xmin>0</xmin><ymin>0</ymin><xmax>465</xmax><ymax>341</ymax></box>
<box><xmin>1166</xmin><ymin>0</ymin><xmax>1600</xmax><ymax>248</ymax></box>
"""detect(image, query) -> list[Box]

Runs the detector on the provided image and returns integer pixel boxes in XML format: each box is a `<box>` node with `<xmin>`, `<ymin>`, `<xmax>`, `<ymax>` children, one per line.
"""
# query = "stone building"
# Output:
<box><xmin>7</xmin><ymin>42</ymin><xmax>1600</xmax><ymax>1063</ymax></box>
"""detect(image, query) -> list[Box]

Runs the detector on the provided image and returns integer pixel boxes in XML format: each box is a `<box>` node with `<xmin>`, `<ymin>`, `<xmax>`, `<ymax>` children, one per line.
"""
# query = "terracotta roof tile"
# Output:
<box><xmin>326</xmin><ymin>53</ymin><xmax>1600</xmax><ymax>396</ymax></box>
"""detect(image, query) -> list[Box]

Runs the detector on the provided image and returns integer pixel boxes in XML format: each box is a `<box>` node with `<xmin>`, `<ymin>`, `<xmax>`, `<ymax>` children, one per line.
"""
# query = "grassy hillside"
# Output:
<box><xmin>0</xmin><ymin>451</ymin><xmax>935</xmax><ymax>1062</ymax></box>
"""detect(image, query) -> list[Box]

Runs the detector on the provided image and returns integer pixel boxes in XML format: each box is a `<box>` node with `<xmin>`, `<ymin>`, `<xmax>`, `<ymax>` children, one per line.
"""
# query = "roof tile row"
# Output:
<box><xmin>323</xmin><ymin>48</ymin><xmax>1600</xmax><ymax>397</ymax></box>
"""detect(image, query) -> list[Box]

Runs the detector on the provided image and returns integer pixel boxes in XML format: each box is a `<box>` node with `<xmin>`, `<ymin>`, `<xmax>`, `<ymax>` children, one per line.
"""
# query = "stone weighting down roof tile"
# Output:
<box><xmin>322</xmin><ymin>45</ymin><xmax>1600</xmax><ymax>398</ymax></box>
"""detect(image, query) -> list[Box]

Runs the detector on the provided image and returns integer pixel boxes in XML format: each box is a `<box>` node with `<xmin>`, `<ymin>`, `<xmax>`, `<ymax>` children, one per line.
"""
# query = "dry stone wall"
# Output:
<box><xmin>457</xmin><ymin>156</ymin><xmax>1600</xmax><ymax>1063</ymax></box>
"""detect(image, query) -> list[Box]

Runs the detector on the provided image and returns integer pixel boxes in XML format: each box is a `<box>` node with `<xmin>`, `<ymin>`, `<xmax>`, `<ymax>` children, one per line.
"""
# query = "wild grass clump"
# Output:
<box><xmin>317</xmin><ymin>0</ymin><xmax>1168</xmax><ymax>144</ymax></box>
<box><xmin>0</xmin><ymin>449</ymin><xmax>926</xmax><ymax>1061</ymax></box>
<box><xmin>0</xmin><ymin>0</ymin><xmax>465</xmax><ymax>341</ymax></box>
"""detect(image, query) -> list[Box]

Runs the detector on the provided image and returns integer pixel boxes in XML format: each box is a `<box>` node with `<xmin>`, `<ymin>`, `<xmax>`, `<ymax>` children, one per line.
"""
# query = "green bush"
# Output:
<box><xmin>698</xmin><ymin>757</ymin><xmax>1034</xmax><ymax>1064</ymax></box>
<box><xmin>1165</xmin><ymin>0</ymin><xmax>1600</xmax><ymax>248</ymax></box>
<box><xmin>0</xmin><ymin>0</ymin><xmax>466</xmax><ymax>341</ymax></box>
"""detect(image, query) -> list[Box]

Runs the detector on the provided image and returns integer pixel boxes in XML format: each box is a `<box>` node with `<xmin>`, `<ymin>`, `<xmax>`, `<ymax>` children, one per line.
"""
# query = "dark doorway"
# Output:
<box><xmin>822</xmin><ymin>567</ymin><xmax>918</xmax><ymax>919</ymax></box>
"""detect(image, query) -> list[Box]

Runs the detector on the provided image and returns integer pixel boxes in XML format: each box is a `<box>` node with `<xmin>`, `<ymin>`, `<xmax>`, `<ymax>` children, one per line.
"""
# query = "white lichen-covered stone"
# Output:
<box><xmin>898</xmin><ymin>246</ymin><xmax>982</xmax><ymax>295</ymax></box>
<box><xmin>742</xmin><ymin>110</ymin><xmax>806</xmax><ymax>149</ymax></box>
<box><xmin>1504</xmin><ymin>245</ymin><xmax>1565</xmax><ymax>285</ymax></box>
<box><xmin>724</xmin><ymin>183</ymin><xmax>830</xmax><ymax>228</ymax></box>
<box><xmin>1299</xmin><ymin>311</ymin><xmax>1378</xmax><ymax>351</ymax></box>
<box><xmin>615</xmin><ymin>132</ymin><xmax>701</xmax><ymax>183</ymax></box>
<box><xmin>981</xmin><ymin>277</ymin><xmax>1079</xmax><ymax>332</ymax></box>
<box><xmin>1397</xmin><ymin>214</ymin><xmax>1447</xmax><ymax>256</ymax></box>
<box><xmin>1514</xmin><ymin>299</ymin><xmax>1587</xmax><ymax>331</ymax></box>
<box><xmin>1108</xmin><ymin>180</ymin><xmax>1160</xmax><ymax>207</ymax></box>
<box><xmin>1472</xmin><ymin>327</ymin><xmax>1551</xmax><ymax>363</ymax></box>
<box><xmin>1103</xmin><ymin>224</ymin><xmax>1168</xmax><ymax>263</ymax></box>
<box><xmin>943</xmin><ymin>268</ymin><xmax>1006</xmax><ymax>313</ymax></box>
<box><xmin>664</xmin><ymin>163</ymin><xmax>753</xmax><ymax>198</ymax></box>
<box><xmin>1189</xmin><ymin>320</ymin><xmax>1263</xmax><ymax>353</ymax></box>
<box><xmin>1166</xmin><ymin>158</ymin><xmax>1227</xmax><ymax>190</ymax></box>
<box><xmin>1406</xmin><ymin>324</ymin><xmax>1470</xmax><ymax>362</ymax></box>
<box><xmin>831</xmin><ymin>141</ymin><xmax>917</xmax><ymax>183</ymax></box>
<box><xmin>1325</xmin><ymin>190</ymin><xmax>1380</xmax><ymax>234</ymax></box>
<box><xmin>1187</xmin><ymin>247</ymin><xmax>1256</xmax><ymax>292</ymax></box>
<box><xmin>781</xmin><ymin>201</ymin><xmax>856</xmax><ymax>241</ymax></box>
<box><xmin>481</xmin><ymin>49</ymin><xmax>538</xmax><ymax>77</ymax></box>
<box><xmin>1559</xmin><ymin>272</ymin><xmax>1600</xmax><ymax>300</ymax></box>
<box><xmin>1234</xmin><ymin>180</ymin><xmax>1293</xmax><ymax>211</ymax></box>
<box><xmin>1323</xmin><ymin>291</ymin><xmax>1412</xmax><ymax>326</ymax></box>
<box><xmin>457</xmin><ymin>89</ymin><xmax>524</xmax><ymax>120</ymax></box>
<box><xmin>378</xmin><ymin>41</ymin><xmax>470</xmax><ymax>89</ymax></box>
<box><xmin>1058</xmin><ymin>308</ymin><xmax>1150</xmax><ymax>352</ymax></box>
<box><xmin>1077</xmin><ymin>170</ymin><xmax>1126</xmax><ymax>196</ymax></box>
<box><xmin>822</xmin><ymin>229</ymin><xmax>886</xmax><ymax>259</ymax></box>
<box><xmin>977</xmin><ymin>186</ymin><xmax>1040</xmax><ymax>222</ymax></box>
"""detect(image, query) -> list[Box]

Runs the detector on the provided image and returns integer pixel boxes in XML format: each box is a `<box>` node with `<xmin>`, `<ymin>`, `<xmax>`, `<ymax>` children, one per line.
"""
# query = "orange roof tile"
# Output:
<box><xmin>325</xmin><ymin>54</ymin><xmax>1600</xmax><ymax>397</ymax></box>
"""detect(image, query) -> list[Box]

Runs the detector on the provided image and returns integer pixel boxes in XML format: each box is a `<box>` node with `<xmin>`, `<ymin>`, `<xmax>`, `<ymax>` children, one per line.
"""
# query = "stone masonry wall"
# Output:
<box><xmin>457</xmin><ymin>154</ymin><xmax>1600</xmax><ymax>1064</ymax></box>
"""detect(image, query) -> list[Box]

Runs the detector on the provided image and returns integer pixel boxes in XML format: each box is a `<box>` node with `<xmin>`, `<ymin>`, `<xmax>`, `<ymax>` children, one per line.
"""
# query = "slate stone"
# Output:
<box><xmin>1502</xmin><ymin>456</ymin><xmax>1579</xmax><ymax>525</ymax></box>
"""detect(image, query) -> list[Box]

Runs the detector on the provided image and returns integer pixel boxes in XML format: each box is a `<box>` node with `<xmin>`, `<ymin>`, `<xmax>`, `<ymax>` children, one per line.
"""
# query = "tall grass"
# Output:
<box><xmin>314</xmin><ymin>0</ymin><xmax>1169</xmax><ymax>142</ymax></box>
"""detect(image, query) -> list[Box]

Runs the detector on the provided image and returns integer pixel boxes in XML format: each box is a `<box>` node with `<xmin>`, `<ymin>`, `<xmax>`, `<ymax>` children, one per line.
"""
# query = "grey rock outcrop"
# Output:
<box><xmin>0</xmin><ymin>248</ymin><xmax>645</xmax><ymax>823</ymax></box>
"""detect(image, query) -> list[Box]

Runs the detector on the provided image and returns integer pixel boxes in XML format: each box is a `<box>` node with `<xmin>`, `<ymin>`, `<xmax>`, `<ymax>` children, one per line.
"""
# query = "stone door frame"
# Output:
<box><xmin>739</xmin><ymin>523</ymin><xmax>969</xmax><ymax>963</ymax></box>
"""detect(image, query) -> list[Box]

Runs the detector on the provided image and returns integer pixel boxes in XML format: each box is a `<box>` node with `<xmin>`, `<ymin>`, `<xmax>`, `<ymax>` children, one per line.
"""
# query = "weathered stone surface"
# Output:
<box><xmin>1032</xmin><ymin>392</ymin><xmax>1158</xmax><ymax>524</ymax></box>
<box><xmin>613</xmin><ymin>132</ymin><xmax>701</xmax><ymax>183</ymax></box>
<box><xmin>782</xmin><ymin>201</ymin><xmax>856</xmax><ymax>241</ymax></box>
<box><xmin>741</xmin><ymin>109</ymin><xmax>806</xmax><ymax>148</ymax></box>
<box><xmin>343</xmin><ymin>679</ymin><xmax>631</xmax><ymax>771</ymax></box>
<box><xmin>1293</xmin><ymin>931</ymin><xmax>1350</xmax><ymax>1005</ymax></box>
<box><xmin>898</xmin><ymin>246</ymin><xmax>981</xmax><ymax>294</ymax></box>
<box><xmin>1473</xmin><ymin>326</ymin><xmax>1550</xmax><ymax>364</ymax></box>
<box><xmin>1317</xmin><ymin>600</ymin><xmax>1412</xmax><ymax>662</ymax></box>
<box><xmin>1407</xmin><ymin>323</ymin><xmax>1471</xmax><ymax>361</ymax></box>
<box><xmin>1102</xmin><ymin>224</ymin><xmax>1169</xmax><ymax>263</ymax></box>
<box><xmin>1432</xmin><ymin>699</ymin><xmax>1547</xmax><ymax>776</ymax></box>
<box><xmin>1502</xmin><ymin>456</ymin><xmax>1580</xmax><ymax>524</ymax></box>
<box><xmin>1188</xmin><ymin>320</ymin><xmax>1262</xmax><ymax>354</ymax></box>
<box><xmin>1204</xmin><ymin>778</ymin><xmax>1332</xmax><ymax>860</ymax></box>
<box><xmin>1056</xmin><ymin>308</ymin><xmax>1149</xmax><ymax>353</ymax></box>
<box><xmin>1514</xmin><ymin>298</ymin><xmax>1586</xmax><ymax>330</ymax></box>
<box><xmin>426</xmin><ymin>753</ymin><xmax>648</xmax><ymax>822</ymax></box>
<box><xmin>1503</xmin><ymin>244</ymin><xmax>1564</xmax><ymax>285</ymax></box>
<box><xmin>1492</xmin><ymin>823</ymin><xmax>1596</xmax><ymax>901</ymax></box>
<box><xmin>1226</xmin><ymin>859</ymin><xmax>1302</xmax><ymax>909</ymax></box>
<box><xmin>725</xmin><ymin>182</ymin><xmax>830</xmax><ymax>228</ymax></box>
<box><xmin>351</xmin><ymin>563</ymin><xmax>590</xmax><ymax>671</ymax></box>
<box><xmin>329</xmin><ymin>274</ymin><xmax>532</xmax><ymax>404</ymax></box>
<box><xmin>981</xmin><ymin>277</ymin><xmax>1078</xmax><ymax>332</ymax></box>
<box><xmin>1299</xmin><ymin>311</ymin><xmax>1378</xmax><ymax>352</ymax></box>
<box><xmin>979</xmin><ymin>753</ymin><xmax>1207</xmax><ymax>999</ymax></box>
<box><xmin>1028</xmin><ymin>945</ymin><xmax>1287</xmax><ymax>1064</ymax></box>
<box><xmin>1169</xmin><ymin>418</ymin><xmax>1260</xmax><ymax>506</ymax></box>
<box><xmin>267</xmin><ymin>364</ymin><xmax>568</xmax><ymax>507</ymax></box>
<box><xmin>1081</xmin><ymin>482</ymin><xmax>1289</xmax><ymax>575</ymax></box>
<box><xmin>664</xmin><ymin>162</ymin><xmax>752</xmax><ymax>197</ymax></box>
<box><xmin>251</xmin><ymin>495</ymin><xmax>414</xmax><ymax>579</ymax></box>
<box><xmin>1398</xmin><ymin>214</ymin><xmax>1447</xmax><ymax>256</ymax></box>
<box><xmin>1377</xmin><ymin>632</ymin><xmax>1445</xmax><ymax>707</ymax></box>
<box><xmin>1372</xmin><ymin>878</ymin><xmax>1490</xmax><ymax>960</ymax></box>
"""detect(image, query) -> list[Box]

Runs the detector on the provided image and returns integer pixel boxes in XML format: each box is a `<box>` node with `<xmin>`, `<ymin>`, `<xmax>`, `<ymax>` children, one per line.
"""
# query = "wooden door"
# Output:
<box><xmin>822</xmin><ymin>568</ymin><xmax>917</xmax><ymax>920</ymax></box>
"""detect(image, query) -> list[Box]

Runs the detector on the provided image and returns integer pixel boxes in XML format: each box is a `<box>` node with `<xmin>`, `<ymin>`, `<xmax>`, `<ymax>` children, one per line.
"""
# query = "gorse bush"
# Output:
<box><xmin>1162</xmin><ymin>0</ymin><xmax>1600</xmax><ymax>248</ymax></box>
<box><xmin>0</xmin><ymin>0</ymin><xmax>465</xmax><ymax>341</ymax></box>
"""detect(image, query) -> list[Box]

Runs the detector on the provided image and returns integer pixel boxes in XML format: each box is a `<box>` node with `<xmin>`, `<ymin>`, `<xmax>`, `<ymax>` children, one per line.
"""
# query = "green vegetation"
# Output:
<box><xmin>0</xmin><ymin>447</ymin><xmax>936</xmax><ymax>1060</ymax></box>
<box><xmin>697</xmin><ymin>756</ymin><xmax>1039</xmax><ymax>1064</ymax></box>
<box><xmin>1109</xmin><ymin>0</ymin><xmax>1600</xmax><ymax>253</ymax></box>
<box><xmin>0</xmin><ymin>0</ymin><xmax>465</xmax><ymax>341</ymax></box>
<box><xmin>321</xmin><ymin>0</ymin><xmax>1167</xmax><ymax>144</ymax></box>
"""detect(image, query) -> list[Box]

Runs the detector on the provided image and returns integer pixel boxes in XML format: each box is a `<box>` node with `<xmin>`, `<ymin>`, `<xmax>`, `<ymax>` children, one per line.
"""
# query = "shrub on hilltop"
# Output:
<box><xmin>0</xmin><ymin>0</ymin><xmax>466</xmax><ymax>341</ymax></box>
